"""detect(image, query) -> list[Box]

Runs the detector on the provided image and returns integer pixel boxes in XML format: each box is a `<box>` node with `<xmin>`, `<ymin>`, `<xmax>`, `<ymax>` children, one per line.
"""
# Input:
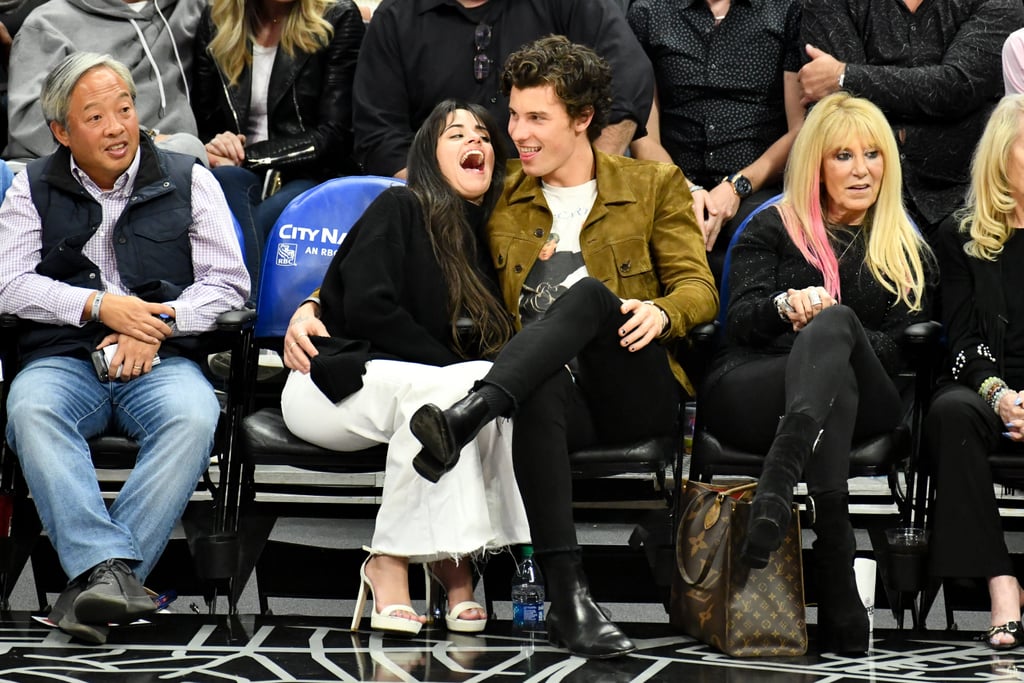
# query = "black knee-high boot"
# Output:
<box><xmin>812</xmin><ymin>492</ymin><xmax>869</xmax><ymax>654</ymax></box>
<box><xmin>742</xmin><ymin>413</ymin><xmax>822</xmax><ymax>567</ymax></box>
<box><xmin>538</xmin><ymin>550</ymin><xmax>636</xmax><ymax>659</ymax></box>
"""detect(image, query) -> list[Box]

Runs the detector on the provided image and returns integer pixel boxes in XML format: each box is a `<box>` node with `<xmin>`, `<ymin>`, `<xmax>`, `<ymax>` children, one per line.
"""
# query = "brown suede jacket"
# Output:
<box><xmin>486</xmin><ymin>149</ymin><xmax>719</xmax><ymax>394</ymax></box>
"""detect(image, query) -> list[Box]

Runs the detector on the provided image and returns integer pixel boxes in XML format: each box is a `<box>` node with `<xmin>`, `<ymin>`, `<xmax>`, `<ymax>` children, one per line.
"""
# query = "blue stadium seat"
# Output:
<box><xmin>255</xmin><ymin>176</ymin><xmax>403</xmax><ymax>338</ymax></box>
<box><xmin>226</xmin><ymin>175</ymin><xmax>403</xmax><ymax>613</ymax></box>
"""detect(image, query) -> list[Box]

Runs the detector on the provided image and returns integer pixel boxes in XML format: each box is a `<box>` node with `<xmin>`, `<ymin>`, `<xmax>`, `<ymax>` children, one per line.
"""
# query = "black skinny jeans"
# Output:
<box><xmin>482</xmin><ymin>278</ymin><xmax>681</xmax><ymax>553</ymax></box>
<box><xmin>926</xmin><ymin>383</ymin><xmax>1019</xmax><ymax>578</ymax></box>
<box><xmin>702</xmin><ymin>305</ymin><xmax>902</xmax><ymax>496</ymax></box>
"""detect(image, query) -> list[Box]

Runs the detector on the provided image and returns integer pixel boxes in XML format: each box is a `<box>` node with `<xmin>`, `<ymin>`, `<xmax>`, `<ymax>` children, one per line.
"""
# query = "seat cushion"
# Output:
<box><xmin>86</xmin><ymin>435</ymin><xmax>140</xmax><ymax>469</ymax></box>
<box><xmin>241</xmin><ymin>407</ymin><xmax>386</xmax><ymax>472</ymax></box>
<box><xmin>990</xmin><ymin>451</ymin><xmax>1024</xmax><ymax>490</ymax></box>
<box><xmin>691</xmin><ymin>425</ymin><xmax>909</xmax><ymax>480</ymax></box>
<box><xmin>568</xmin><ymin>435</ymin><xmax>676</xmax><ymax>478</ymax></box>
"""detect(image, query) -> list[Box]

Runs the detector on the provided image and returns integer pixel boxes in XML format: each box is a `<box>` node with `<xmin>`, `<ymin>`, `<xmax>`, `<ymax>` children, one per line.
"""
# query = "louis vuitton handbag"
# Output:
<box><xmin>670</xmin><ymin>479</ymin><xmax>807</xmax><ymax>657</ymax></box>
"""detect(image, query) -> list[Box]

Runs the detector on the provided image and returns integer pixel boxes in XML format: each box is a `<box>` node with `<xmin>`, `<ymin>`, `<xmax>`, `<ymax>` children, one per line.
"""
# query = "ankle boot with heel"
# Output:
<box><xmin>411</xmin><ymin>392</ymin><xmax>492</xmax><ymax>482</ymax></box>
<box><xmin>812</xmin><ymin>492</ymin><xmax>869</xmax><ymax>654</ymax></box>
<box><xmin>539</xmin><ymin>550</ymin><xmax>636</xmax><ymax>659</ymax></box>
<box><xmin>742</xmin><ymin>413</ymin><xmax>822</xmax><ymax>568</ymax></box>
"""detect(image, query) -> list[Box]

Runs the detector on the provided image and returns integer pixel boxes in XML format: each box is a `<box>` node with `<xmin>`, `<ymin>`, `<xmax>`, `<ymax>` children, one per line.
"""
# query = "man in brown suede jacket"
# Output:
<box><xmin>282</xmin><ymin>36</ymin><xmax>715</xmax><ymax>659</ymax></box>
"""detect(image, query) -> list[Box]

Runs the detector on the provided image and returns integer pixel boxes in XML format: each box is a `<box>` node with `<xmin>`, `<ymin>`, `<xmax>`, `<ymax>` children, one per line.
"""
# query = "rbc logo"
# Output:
<box><xmin>276</xmin><ymin>243</ymin><xmax>298</xmax><ymax>267</ymax></box>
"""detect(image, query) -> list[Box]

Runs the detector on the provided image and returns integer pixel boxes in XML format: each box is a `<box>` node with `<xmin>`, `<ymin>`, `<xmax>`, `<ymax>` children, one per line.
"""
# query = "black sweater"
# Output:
<box><xmin>717</xmin><ymin>207</ymin><xmax>922</xmax><ymax>376</ymax></box>
<box><xmin>309</xmin><ymin>187</ymin><xmax>497</xmax><ymax>401</ymax></box>
<box><xmin>937</xmin><ymin>215</ymin><xmax>1024</xmax><ymax>391</ymax></box>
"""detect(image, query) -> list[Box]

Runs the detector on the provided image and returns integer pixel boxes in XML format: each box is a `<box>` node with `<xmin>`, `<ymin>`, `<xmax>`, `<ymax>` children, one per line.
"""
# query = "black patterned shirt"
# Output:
<box><xmin>628</xmin><ymin>0</ymin><xmax>802</xmax><ymax>189</ymax></box>
<box><xmin>801</xmin><ymin>0</ymin><xmax>1024</xmax><ymax>230</ymax></box>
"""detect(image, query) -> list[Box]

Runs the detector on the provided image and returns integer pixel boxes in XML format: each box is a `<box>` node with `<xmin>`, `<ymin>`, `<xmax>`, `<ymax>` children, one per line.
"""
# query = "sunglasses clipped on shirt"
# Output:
<box><xmin>474</xmin><ymin>22</ymin><xmax>492</xmax><ymax>82</ymax></box>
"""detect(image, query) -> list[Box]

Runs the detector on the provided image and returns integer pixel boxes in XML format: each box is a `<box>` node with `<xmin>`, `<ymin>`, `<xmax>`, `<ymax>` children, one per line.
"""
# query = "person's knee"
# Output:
<box><xmin>801</xmin><ymin>304</ymin><xmax>860</xmax><ymax>344</ymax></box>
<box><xmin>212</xmin><ymin>164</ymin><xmax>259</xmax><ymax>189</ymax></box>
<box><xmin>816</xmin><ymin>303</ymin><xmax>858</xmax><ymax>326</ymax></box>
<box><xmin>171</xmin><ymin>392</ymin><xmax>220</xmax><ymax>437</ymax></box>
<box><xmin>564</xmin><ymin>277</ymin><xmax>617</xmax><ymax>307</ymax></box>
<box><xmin>549</xmin><ymin>277</ymin><xmax>623</xmax><ymax>326</ymax></box>
<box><xmin>6</xmin><ymin>379</ymin><xmax>79</xmax><ymax>449</ymax></box>
<box><xmin>926</xmin><ymin>387</ymin><xmax>985</xmax><ymax>432</ymax></box>
<box><xmin>151</xmin><ymin>373</ymin><xmax>220</xmax><ymax>442</ymax></box>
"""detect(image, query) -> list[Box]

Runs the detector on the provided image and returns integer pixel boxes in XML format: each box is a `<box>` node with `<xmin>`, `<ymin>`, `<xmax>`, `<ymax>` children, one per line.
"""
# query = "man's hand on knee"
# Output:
<box><xmin>618</xmin><ymin>299</ymin><xmax>666</xmax><ymax>352</ymax></box>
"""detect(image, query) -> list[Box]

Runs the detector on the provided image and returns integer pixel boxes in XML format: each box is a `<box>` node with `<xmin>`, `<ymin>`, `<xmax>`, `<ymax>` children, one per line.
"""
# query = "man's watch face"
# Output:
<box><xmin>732</xmin><ymin>174</ymin><xmax>753</xmax><ymax>198</ymax></box>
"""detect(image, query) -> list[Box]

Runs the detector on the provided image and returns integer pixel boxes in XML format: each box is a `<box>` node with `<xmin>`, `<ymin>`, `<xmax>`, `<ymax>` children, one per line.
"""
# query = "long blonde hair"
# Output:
<box><xmin>777</xmin><ymin>92</ymin><xmax>929</xmax><ymax>311</ymax></box>
<box><xmin>960</xmin><ymin>95</ymin><xmax>1024</xmax><ymax>261</ymax></box>
<box><xmin>208</xmin><ymin>0</ymin><xmax>336</xmax><ymax>86</ymax></box>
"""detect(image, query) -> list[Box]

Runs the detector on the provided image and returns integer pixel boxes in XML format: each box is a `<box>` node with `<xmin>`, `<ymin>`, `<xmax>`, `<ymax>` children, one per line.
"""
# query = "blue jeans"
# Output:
<box><xmin>212</xmin><ymin>166</ymin><xmax>318</xmax><ymax>299</ymax></box>
<box><xmin>5</xmin><ymin>355</ymin><xmax>218</xmax><ymax>581</ymax></box>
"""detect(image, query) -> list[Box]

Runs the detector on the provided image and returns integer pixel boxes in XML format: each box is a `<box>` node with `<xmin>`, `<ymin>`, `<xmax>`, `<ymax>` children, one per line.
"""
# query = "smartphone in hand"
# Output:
<box><xmin>90</xmin><ymin>344</ymin><xmax>161</xmax><ymax>381</ymax></box>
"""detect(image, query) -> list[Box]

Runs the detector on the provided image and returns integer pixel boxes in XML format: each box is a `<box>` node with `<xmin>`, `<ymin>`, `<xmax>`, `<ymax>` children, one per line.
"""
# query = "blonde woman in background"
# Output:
<box><xmin>192</xmin><ymin>0</ymin><xmax>364</xmax><ymax>295</ymax></box>
<box><xmin>700</xmin><ymin>92</ymin><xmax>931</xmax><ymax>654</ymax></box>
<box><xmin>927</xmin><ymin>94</ymin><xmax>1024</xmax><ymax>651</ymax></box>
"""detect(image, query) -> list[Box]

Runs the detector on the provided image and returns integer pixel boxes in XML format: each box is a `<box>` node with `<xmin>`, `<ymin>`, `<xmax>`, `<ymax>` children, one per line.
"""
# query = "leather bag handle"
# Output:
<box><xmin>676</xmin><ymin>481</ymin><xmax>757</xmax><ymax>588</ymax></box>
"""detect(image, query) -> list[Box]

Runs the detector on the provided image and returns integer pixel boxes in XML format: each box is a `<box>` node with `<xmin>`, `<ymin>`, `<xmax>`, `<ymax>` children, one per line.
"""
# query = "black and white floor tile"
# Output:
<box><xmin>0</xmin><ymin>616</ymin><xmax>1018</xmax><ymax>682</ymax></box>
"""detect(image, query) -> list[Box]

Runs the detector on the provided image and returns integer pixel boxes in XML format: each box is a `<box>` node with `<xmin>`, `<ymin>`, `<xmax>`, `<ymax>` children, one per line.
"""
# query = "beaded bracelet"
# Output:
<box><xmin>992</xmin><ymin>387</ymin><xmax>1013</xmax><ymax>413</ymax></box>
<box><xmin>980</xmin><ymin>375</ymin><xmax>1010</xmax><ymax>413</ymax></box>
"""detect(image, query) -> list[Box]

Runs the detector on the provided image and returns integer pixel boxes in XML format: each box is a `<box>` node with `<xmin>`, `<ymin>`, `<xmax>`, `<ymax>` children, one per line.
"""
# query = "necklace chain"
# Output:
<box><xmin>836</xmin><ymin>228</ymin><xmax>861</xmax><ymax>263</ymax></box>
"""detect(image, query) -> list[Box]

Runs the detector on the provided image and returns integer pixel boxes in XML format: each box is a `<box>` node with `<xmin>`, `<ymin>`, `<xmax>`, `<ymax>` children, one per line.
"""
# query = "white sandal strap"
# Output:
<box><xmin>377</xmin><ymin>604</ymin><xmax>418</xmax><ymax>618</ymax></box>
<box><xmin>447</xmin><ymin>600</ymin><xmax>485</xmax><ymax>620</ymax></box>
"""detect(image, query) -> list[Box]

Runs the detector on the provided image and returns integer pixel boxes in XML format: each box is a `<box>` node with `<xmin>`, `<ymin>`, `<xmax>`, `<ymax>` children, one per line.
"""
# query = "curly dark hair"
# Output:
<box><xmin>499</xmin><ymin>35</ymin><xmax>612</xmax><ymax>142</ymax></box>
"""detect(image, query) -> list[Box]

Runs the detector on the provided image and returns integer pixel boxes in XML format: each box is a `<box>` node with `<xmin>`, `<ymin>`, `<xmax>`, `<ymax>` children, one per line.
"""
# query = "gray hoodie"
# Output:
<box><xmin>5</xmin><ymin>0</ymin><xmax>204</xmax><ymax>159</ymax></box>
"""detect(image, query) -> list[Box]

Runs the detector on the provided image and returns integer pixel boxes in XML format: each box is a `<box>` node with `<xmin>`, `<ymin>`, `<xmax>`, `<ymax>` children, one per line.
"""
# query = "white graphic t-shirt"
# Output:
<box><xmin>519</xmin><ymin>180</ymin><xmax>598</xmax><ymax>325</ymax></box>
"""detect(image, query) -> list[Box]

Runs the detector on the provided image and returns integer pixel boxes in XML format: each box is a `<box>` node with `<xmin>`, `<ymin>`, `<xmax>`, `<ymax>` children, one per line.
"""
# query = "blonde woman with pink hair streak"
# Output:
<box><xmin>698</xmin><ymin>92</ymin><xmax>931</xmax><ymax>655</ymax></box>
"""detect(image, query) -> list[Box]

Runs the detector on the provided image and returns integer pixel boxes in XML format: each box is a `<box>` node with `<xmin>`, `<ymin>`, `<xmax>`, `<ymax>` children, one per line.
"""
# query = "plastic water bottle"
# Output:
<box><xmin>511</xmin><ymin>545</ymin><xmax>545</xmax><ymax>630</ymax></box>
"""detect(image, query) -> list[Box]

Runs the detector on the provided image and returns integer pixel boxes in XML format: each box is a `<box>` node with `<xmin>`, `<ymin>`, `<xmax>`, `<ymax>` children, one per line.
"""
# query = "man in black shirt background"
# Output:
<box><xmin>799</xmin><ymin>0</ymin><xmax>1023</xmax><ymax>241</ymax></box>
<box><xmin>628</xmin><ymin>0</ymin><xmax>804</xmax><ymax>284</ymax></box>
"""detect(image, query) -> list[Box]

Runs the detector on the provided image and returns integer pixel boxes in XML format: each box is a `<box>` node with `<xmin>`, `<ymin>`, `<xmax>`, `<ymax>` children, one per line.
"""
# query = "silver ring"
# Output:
<box><xmin>133</xmin><ymin>364</ymin><xmax>143</xmax><ymax>370</ymax></box>
<box><xmin>808</xmin><ymin>289</ymin><xmax>822</xmax><ymax>306</ymax></box>
<box><xmin>288</xmin><ymin>341</ymin><xmax>299</xmax><ymax>349</ymax></box>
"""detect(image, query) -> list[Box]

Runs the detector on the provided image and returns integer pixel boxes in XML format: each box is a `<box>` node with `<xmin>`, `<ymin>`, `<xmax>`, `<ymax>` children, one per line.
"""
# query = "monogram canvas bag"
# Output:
<box><xmin>670</xmin><ymin>480</ymin><xmax>807</xmax><ymax>657</ymax></box>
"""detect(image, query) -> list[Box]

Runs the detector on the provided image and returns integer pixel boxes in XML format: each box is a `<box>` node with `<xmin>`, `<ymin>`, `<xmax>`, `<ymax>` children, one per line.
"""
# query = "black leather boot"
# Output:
<box><xmin>411</xmin><ymin>392</ymin><xmax>491</xmax><ymax>482</ymax></box>
<box><xmin>539</xmin><ymin>550</ymin><xmax>636</xmax><ymax>659</ymax></box>
<box><xmin>812</xmin><ymin>492</ymin><xmax>869</xmax><ymax>654</ymax></box>
<box><xmin>742</xmin><ymin>412</ymin><xmax>822</xmax><ymax>568</ymax></box>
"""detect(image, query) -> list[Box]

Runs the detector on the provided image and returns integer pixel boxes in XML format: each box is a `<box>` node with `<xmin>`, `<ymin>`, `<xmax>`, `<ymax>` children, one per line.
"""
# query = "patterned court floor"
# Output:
<box><xmin>0</xmin><ymin>615</ymin><xmax>1019</xmax><ymax>682</ymax></box>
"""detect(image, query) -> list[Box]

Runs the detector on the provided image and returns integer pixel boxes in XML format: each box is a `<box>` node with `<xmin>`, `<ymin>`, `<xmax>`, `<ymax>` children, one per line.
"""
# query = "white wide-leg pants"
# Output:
<box><xmin>281</xmin><ymin>359</ymin><xmax>530</xmax><ymax>562</ymax></box>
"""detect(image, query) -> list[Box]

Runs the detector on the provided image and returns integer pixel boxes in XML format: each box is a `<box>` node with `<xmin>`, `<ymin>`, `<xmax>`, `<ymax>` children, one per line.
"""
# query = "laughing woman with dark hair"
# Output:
<box><xmin>279</xmin><ymin>100</ymin><xmax>529</xmax><ymax>637</ymax></box>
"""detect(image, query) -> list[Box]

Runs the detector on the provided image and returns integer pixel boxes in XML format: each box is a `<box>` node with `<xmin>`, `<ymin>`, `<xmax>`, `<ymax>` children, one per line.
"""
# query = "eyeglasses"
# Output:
<box><xmin>473</xmin><ymin>22</ymin><xmax>492</xmax><ymax>82</ymax></box>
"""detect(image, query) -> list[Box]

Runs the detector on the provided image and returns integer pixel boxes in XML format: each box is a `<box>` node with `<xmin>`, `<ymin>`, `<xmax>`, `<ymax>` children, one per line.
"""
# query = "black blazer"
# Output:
<box><xmin>937</xmin><ymin>214</ymin><xmax>1010</xmax><ymax>388</ymax></box>
<box><xmin>191</xmin><ymin>0</ymin><xmax>365</xmax><ymax>182</ymax></box>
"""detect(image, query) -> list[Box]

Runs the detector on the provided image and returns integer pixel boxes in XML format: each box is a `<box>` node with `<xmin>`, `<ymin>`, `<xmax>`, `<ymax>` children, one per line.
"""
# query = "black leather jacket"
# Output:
<box><xmin>191</xmin><ymin>0</ymin><xmax>364</xmax><ymax>182</ymax></box>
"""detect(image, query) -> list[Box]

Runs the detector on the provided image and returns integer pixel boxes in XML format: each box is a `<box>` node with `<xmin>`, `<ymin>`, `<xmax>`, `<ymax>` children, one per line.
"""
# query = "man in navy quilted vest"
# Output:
<box><xmin>0</xmin><ymin>52</ymin><xmax>249</xmax><ymax>644</ymax></box>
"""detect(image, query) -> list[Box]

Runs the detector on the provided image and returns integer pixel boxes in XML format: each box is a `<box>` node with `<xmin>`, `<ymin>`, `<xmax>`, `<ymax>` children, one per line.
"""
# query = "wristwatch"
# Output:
<box><xmin>723</xmin><ymin>173</ymin><xmax>753</xmax><ymax>199</ymax></box>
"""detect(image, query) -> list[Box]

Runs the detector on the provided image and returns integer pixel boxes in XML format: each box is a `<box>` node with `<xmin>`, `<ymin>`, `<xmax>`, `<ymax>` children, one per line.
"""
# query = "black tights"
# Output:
<box><xmin>482</xmin><ymin>278</ymin><xmax>680</xmax><ymax>552</ymax></box>
<box><xmin>702</xmin><ymin>305</ymin><xmax>902</xmax><ymax>496</ymax></box>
